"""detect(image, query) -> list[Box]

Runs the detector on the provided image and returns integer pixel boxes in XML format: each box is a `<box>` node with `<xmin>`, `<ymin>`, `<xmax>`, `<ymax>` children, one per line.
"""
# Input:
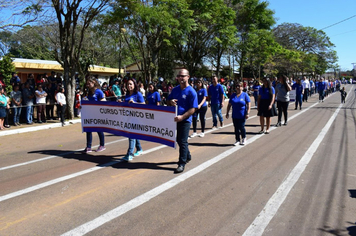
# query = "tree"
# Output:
<box><xmin>1</xmin><ymin>25</ymin><xmax>54</xmax><ymax>60</ymax></box>
<box><xmin>231</xmin><ymin>0</ymin><xmax>275</xmax><ymax>79</ymax></box>
<box><xmin>174</xmin><ymin>0</ymin><xmax>236</xmax><ymax>76</ymax></box>
<box><xmin>0</xmin><ymin>0</ymin><xmax>44</xmax><ymax>30</ymax></box>
<box><xmin>0</xmin><ymin>55</ymin><xmax>16</xmax><ymax>93</ymax></box>
<box><xmin>50</xmin><ymin>0</ymin><xmax>110</xmax><ymax>119</ymax></box>
<box><xmin>106</xmin><ymin>0</ymin><xmax>194</xmax><ymax>83</ymax></box>
<box><xmin>273</xmin><ymin>23</ymin><xmax>337</xmax><ymax>75</ymax></box>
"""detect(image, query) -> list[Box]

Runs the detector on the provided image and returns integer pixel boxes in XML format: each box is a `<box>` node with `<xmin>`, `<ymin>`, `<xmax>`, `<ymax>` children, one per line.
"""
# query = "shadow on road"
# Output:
<box><xmin>28</xmin><ymin>149</ymin><xmax>177</xmax><ymax>172</ymax></box>
<box><xmin>189</xmin><ymin>142</ymin><xmax>233</xmax><ymax>147</ymax></box>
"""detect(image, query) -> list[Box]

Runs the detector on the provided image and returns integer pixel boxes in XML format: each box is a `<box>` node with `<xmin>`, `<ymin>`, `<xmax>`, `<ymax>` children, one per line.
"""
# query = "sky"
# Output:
<box><xmin>268</xmin><ymin>0</ymin><xmax>356</xmax><ymax>71</ymax></box>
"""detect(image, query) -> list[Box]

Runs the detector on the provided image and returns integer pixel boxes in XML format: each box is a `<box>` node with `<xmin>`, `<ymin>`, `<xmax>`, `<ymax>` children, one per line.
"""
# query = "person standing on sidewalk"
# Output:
<box><xmin>168</xmin><ymin>69</ymin><xmax>198</xmax><ymax>173</ymax></box>
<box><xmin>208</xmin><ymin>75</ymin><xmax>224</xmax><ymax>129</ymax></box>
<box><xmin>23</xmin><ymin>82</ymin><xmax>35</xmax><ymax>124</ymax></box>
<box><xmin>0</xmin><ymin>86</ymin><xmax>7</xmax><ymax>130</ymax></box>
<box><xmin>10</xmin><ymin>84</ymin><xmax>22</xmax><ymax>126</ymax></box>
<box><xmin>318</xmin><ymin>77</ymin><xmax>326</xmax><ymax>102</ymax></box>
<box><xmin>55</xmin><ymin>86</ymin><xmax>67</xmax><ymax>126</ymax></box>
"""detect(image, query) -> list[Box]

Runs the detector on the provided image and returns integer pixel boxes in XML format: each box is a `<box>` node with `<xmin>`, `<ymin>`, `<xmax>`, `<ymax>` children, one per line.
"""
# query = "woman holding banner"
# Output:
<box><xmin>146</xmin><ymin>83</ymin><xmax>161</xmax><ymax>106</ymax></box>
<box><xmin>121</xmin><ymin>78</ymin><xmax>145</xmax><ymax>161</ymax></box>
<box><xmin>82</xmin><ymin>77</ymin><xmax>106</xmax><ymax>153</ymax></box>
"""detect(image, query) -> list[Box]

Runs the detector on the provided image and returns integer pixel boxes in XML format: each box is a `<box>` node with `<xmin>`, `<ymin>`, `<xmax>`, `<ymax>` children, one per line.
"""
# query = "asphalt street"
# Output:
<box><xmin>0</xmin><ymin>85</ymin><xmax>355</xmax><ymax>236</ymax></box>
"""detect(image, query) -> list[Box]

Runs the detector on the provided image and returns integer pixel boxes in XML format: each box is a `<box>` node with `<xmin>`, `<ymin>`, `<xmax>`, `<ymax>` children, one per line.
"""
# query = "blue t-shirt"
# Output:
<box><xmin>229</xmin><ymin>92</ymin><xmax>250</xmax><ymax>119</ymax></box>
<box><xmin>292</xmin><ymin>83</ymin><xmax>303</xmax><ymax>96</ymax></box>
<box><xmin>252</xmin><ymin>85</ymin><xmax>260</xmax><ymax>96</ymax></box>
<box><xmin>208</xmin><ymin>83</ymin><xmax>224</xmax><ymax>105</ymax></box>
<box><xmin>197</xmin><ymin>88</ymin><xmax>207</xmax><ymax>107</ymax></box>
<box><xmin>259</xmin><ymin>87</ymin><xmax>275</xmax><ymax>100</ymax></box>
<box><xmin>146</xmin><ymin>91</ymin><xmax>161</xmax><ymax>105</ymax></box>
<box><xmin>168</xmin><ymin>85</ymin><xmax>198</xmax><ymax>123</ymax></box>
<box><xmin>88</xmin><ymin>89</ymin><xmax>104</xmax><ymax>101</ymax></box>
<box><xmin>124</xmin><ymin>92</ymin><xmax>145</xmax><ymax>103</ymax></box>
<box><xmin>318</xmin><ymin>81</ymin><xmax>326</xmax><ymax>91</ymax></box>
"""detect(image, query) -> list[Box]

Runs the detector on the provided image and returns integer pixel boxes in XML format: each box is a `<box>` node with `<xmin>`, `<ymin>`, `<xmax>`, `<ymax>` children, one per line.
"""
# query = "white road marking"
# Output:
<box><xmin>60</xmin><ymin>94</ymin><xmax>338</xmax><ymax>236</ymax></box>
<box><xmin>242</xmin><ymin>86</ymin><xmax>353</xmax><ymax>236</ymax></box>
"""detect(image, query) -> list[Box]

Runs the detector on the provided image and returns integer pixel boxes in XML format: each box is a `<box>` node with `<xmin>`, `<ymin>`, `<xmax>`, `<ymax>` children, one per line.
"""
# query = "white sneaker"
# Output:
<box><xmin>190</xmin><ymin>132</ymin><xmax>198</xmax><ymax>138</ymax></box>
<box><xmin>240</xmin><ymin>138</ymin><xmax>246</xmax><ymax>145</ymax></box>
<box><xmin>234</xmin><ymin>140</ymin><xmax>240</xmax><ymax>146</ymax></box>
<box><xmin>199</xmin><ymin>132</ymin><xmax>205</xmax><ymax>138</ymax></box>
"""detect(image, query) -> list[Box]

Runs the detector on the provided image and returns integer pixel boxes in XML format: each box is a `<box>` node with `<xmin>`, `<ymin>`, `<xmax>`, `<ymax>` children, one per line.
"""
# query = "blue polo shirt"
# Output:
<box><xmin>208</xmin><ymin>83</ymin><xmax>224</xmax><ymax>105</ymax></box>
<box><xmin>292</xmin><ymin>83</ymin><xmax>303</xmax><ymax>96</ymax></box>
<box><xmin>168</xmin><ymin>85</ymin><xmax>198</xmax><ymax>123</ymax></box>
<box><xmin>229</xmin><ymin>92</ymin><xmax>250</xmax><ymax>119</ymax></box>
<box><xmin>146</xmin><ymin>91</ymin><xmax>161</xmax><ymax>105</ymax></box>
<box><xmin>259</xmin><ymin>87</ymin><xmax>275</xmax><ymax>100</ymax></box>
<box><xmin>197</xmin><ymin>88</ymin><xmax>207</xmax><ymax>107</ymax></box>
<box><xmin>88</xmin><ymin>89</ymin><xmax>104</xmax><ymax>101</ymax></box>
<box><xmin>318</xmin><ymin>81</ymin><xmax>326</xmax><ymax>91</ymax></box>
<box><xmin>124</xmin><ymin>92</ymin><xmax>144</xmax><ymax>103</ymax></box>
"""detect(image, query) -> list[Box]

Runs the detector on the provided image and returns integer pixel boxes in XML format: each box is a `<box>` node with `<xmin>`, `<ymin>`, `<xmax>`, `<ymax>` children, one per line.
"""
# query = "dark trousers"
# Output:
<box><xmin>46</xmin><ymin>104</ymin><xmax>55</xmax><ymax>119</ymax></box>
<box><xmin>303</xmin><ymin>88</ymin><xmax>309</xmax><ymax>102</ymax></box>
<box><xmin>277</xmin><ymin>101</ymin><xmax>289</xmax><ymax>123</ymax></box>
<box><xmin>86</xmin><ymin>132</ymin><xmax>105</xmax><ymax>148</ymax></box>
<box><xmin>232</xmin><ymin>118</ymin><xmax>246</xmax><ymax>141</ymax></box>
<box><xmin>37</xmin><ymin>104</ymin><xmax>46</xmax><ymax>122</ymax></box>
<box><xmin>192</xmin><ymin>105</ymin><xmax>207</xmax><ymax>133</ymax></box>
<box><xmin>295</xmin><ymin>95</ymin><xmax>303</xmax><ymax>109</ymax></box>
<box><xmin>176</xmin><ymin>121</ymin><xmax>191</xmax><ymax>166</ymax></box>
<box><xmin>57</xmin><ymin>104</ymin><xmax>66</xmax><ymax>124</ymax></box>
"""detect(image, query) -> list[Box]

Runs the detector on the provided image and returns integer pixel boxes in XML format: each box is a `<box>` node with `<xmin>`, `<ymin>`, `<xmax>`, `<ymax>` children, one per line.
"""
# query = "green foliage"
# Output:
<box><xmin>2</xmin><ymin>25</ymin><xmax>55</xmax><ymax>60</ymax></box>
<box><xmin>0</xmin><ymin>55</ymin><xmax>16</xmax><ymax>93</ymax></box>
<box><xmin>272</xmin><ymin>23</ymin><xmax>337</xmax><ymax>75</ymax></box>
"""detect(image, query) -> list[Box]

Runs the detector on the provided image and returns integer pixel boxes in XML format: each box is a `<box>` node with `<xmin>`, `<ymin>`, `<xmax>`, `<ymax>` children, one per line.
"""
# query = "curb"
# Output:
<box><xmin>0</xmin><ymin>119</ymin><xmax>82</xmax><ymax>137</ymax></box>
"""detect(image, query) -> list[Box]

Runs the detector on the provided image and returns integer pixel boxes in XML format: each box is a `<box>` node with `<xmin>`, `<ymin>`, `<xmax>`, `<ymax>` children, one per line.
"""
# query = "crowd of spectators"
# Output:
<box><xmin>0</xmin><ymin>69</ymin><xmax>348</xmax><ymax>132</ymax></box>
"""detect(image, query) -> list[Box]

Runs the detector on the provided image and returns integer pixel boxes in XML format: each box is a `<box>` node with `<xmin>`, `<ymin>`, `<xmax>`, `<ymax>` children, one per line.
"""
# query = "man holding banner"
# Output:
<box><xmin>168</xmin><ymin>69</ymin><xmax>198</xmax><ymax>174</ymax></box>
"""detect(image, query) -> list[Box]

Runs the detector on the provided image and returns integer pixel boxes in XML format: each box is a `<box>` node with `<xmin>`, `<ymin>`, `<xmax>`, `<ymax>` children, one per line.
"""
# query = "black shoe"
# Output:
<box><xmin>174</xmin><ymin>165</ymin><xmax>185</xmax><ymax>173</ymax></box>
<box><xmin>186</xmin><ymin>158</ymin><xmax>191</xmax><ymax>163</ymax></box>
<box><xmin>283</xmin><ymin>122</ymin><xmax>288</xmax><ymax>126</ymax></box>
<box><xmin>294</xmin><ymin>108</ymin><xmax>297</xmax><ymax>110</ymax></box>
<box><xmin>275</xmin><ymin>122</ymin><xmax>281</xmax><ymax>127</ymax></box>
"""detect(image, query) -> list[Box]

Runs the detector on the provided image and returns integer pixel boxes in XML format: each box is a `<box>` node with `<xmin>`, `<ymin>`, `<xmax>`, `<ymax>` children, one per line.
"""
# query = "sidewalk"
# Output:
<box><xmin>0</xmin><ymin>118</ymin><xmax>82</xmax><ymax>137</ymax></box>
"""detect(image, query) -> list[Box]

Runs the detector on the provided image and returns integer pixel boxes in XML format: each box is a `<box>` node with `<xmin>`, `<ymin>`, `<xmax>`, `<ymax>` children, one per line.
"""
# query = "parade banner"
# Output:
<box><xmin>289</xmin><ymin>89</ymin><xmax>296</xmax><ymax>102</ymax></box>
<box><xmin>81</xmin><ymin>100</ymin><xmax>177</xmax><ymax>148</ymax></box>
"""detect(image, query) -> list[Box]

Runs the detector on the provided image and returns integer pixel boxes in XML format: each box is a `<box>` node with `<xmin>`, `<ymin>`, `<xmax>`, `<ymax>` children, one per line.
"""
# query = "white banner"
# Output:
<box><xmin>81</xmin><ymin>100</ymin><xmax>177</xmax><ymax>148</ymax></box>
<box><xmin>289</xmin><ymin>90</ymin><xmax>296</xmax><ymax>102</ymax></box>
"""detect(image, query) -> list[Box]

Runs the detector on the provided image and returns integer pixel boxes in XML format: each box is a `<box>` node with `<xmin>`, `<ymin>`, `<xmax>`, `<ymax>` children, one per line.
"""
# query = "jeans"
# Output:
<box><xmin>26</xmin><ymin>105</ymin><xmax>33</xmax><ymax>123</ymax></box>
<box><xmin>253</xmin><ymin>94</ymin><xmax>259</xmax><ymax>107</ymax></box>
<box><xmin>127</xmin><ymin>138</ymin><xmax>142</xmax><ymax>156</ymax></box>
<box><xmin>176</xmin><ymin>121</ymin><xmax>191</xmax><ymax>166</ymax></box>
<box><xmin>232</xmin><ymin>118</ymin><xmax>246</xmax><ymax>141</ymax></box>
<box><xmin>295</xmin><ymin>94</ymin><xmax>303</xmax><ymax>109</ymax></box>
<box><xmin>12</xmin><ymin>107</ymin><xmax>22</xmax><ymax>124</ymax></box>
<box><xmin>192</xmin><ymin>105</ymin><xmax>207</xmax><ymax>133</ymax></box>
<box><xmin>86</xmin><ymin>132</ymin><xmax>105</xmax><ymax>148</ymax></box>
<box><xmin>57</xmin><ymin>104</ymin><xmax>66</xmax><ymax>124</ymax></box>
<box><xmin>277</xmin><ymin>101</ymin><xmax>289</xmax><ymax>123</ymax></box>
<box><xmin>211</xmin><ymin>103</ymin><xmax>223</xmax><ymax>127</ymax></box>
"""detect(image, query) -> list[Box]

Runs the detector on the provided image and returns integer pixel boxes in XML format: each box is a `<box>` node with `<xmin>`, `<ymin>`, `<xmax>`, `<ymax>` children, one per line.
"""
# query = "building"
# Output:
<box><xmin>13</xmin><ymin>58</ymin><xmax>122</xmax><ymax>84</ymax></box>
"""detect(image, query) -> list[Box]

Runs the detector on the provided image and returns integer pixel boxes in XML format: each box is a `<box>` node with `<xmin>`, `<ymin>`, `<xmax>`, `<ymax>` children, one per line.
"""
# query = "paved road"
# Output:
<box><xmin>0</xmin><ymin>85</ymin><xmax>355</xmax><ymax>236</ymax></box>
